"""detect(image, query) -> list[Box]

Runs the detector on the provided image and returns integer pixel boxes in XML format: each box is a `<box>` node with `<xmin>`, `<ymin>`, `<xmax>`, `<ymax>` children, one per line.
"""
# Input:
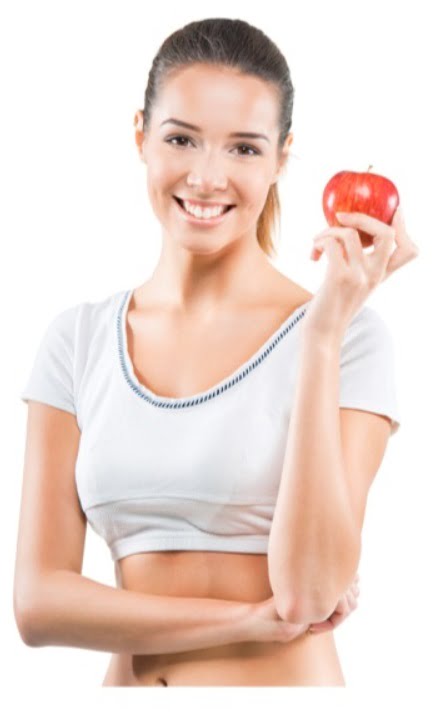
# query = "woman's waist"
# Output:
<box><xmin>111</xmin><ymin>550</ymin><xmax>343</xmax><ymax>685</ymax></box>
<box><xmin>107</xmin><ymin>631</ymin><xmax>342</xmax><ymax>686</ymax></box>
<box><xmin>116</xmin><ymin>549</ymin><xmax>274</xmax><ymax>600</ymax></box>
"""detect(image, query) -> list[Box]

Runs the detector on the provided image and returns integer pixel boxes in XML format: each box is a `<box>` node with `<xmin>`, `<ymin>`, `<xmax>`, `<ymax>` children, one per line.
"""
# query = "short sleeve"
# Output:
<box><xmin>339</xmin><ymin>307</ymin><xmax>401</xmax><ymax>436</ymax></box>
<box><xmin>20</xmin><ymin>305</ymin><xmax>79</xmax><ymax>416</ymax></box>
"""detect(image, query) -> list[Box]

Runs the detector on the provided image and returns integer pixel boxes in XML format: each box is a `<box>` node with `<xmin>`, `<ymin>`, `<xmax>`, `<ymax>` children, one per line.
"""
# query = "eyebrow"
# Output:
<box><xmin>160</xmin><ymin>117</ymin><xmax>270</xmax><ymax>144</ymax></box>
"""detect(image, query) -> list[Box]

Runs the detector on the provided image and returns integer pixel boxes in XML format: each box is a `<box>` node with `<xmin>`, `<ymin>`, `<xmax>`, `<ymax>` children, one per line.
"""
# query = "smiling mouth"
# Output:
<box><xmin>173</xmin><ymin>196</ymin><xmax>235</xmax><ymax>215</ymax></box>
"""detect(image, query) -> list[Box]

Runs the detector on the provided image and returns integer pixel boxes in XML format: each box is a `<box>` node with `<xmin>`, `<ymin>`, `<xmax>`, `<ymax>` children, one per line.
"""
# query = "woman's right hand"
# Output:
<box><xmin>307</xmin><ymin>573</ymin><xmax>360</xmax><ymax>634</ymax></box>
<box><xmin>247</xmin><ymin>573</ymin><xmax>360</xmax><ymax>643</ymax></box>
<box><xmin>246</xmin><ymin>596</ymin><xmax>310</xmax><ymax>644</ymax></box>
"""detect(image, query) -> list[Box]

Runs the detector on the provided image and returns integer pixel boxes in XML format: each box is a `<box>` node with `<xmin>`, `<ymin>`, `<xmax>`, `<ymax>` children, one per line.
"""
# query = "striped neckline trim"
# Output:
<box><xmin>117</xmin><ymin>288</ymin><xmax>310</xmax><ymax>409</ymax></box>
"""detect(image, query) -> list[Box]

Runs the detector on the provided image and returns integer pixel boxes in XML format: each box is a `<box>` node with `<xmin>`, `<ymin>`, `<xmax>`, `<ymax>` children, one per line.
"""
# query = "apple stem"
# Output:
<box><xmin>367</xmin><ymin>164</ymin><xmax>373</xmax><ymax>172</ymax></box>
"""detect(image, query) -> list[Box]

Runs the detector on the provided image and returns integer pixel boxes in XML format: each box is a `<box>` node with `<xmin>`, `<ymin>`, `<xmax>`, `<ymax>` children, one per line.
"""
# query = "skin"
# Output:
<box><xmin>132</xmin><ymin>62</ymin><xmax>294</xmax><ymax>317</ymax></box>
<box><xmin>104</xmin><ymin>63</ymin><xmax>358</xmax><ymax>684</ymax></box>
<box><xmin>130</xmin><ymin>61</ymin><xmax>362</xmax><ymax>635</ymax></box>
<box><xmin>13</xmin><ymin>62</ymin><xmax>367</xmax><ymax>688</ymax></box>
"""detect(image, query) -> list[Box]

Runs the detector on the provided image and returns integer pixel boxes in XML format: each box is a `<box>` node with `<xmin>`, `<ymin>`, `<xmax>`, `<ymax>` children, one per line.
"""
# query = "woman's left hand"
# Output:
<box><xmin>302</xmin><ymin>207</ymin><xmax>419</xmax><ymax>342</ymax></box>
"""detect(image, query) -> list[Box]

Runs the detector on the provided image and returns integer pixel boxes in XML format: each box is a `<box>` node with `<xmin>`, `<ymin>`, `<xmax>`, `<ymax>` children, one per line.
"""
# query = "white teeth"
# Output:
<box><xmin>181</xmin><ymin>199</ymin><xmax>227</xmax><ymax>219</ymax></box>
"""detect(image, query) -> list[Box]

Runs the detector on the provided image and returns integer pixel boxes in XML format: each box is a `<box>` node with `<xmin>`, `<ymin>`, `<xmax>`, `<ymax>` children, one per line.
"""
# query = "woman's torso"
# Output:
<box><xmin>101</xmin><ymin>272</ymin><xmax>345</xmax><ymax>686</ymax></box>
<box><xmin>103</xmin><ymin>551</ymin><xmax>344</xmax><ymax>686</ymax></box>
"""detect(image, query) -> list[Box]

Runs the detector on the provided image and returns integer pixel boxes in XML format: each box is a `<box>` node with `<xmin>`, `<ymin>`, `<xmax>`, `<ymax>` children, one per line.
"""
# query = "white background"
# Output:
<box><xmin>2</xmin><ymin>0</ymin><xmax>432</xmax><ymax>717</ymax></box>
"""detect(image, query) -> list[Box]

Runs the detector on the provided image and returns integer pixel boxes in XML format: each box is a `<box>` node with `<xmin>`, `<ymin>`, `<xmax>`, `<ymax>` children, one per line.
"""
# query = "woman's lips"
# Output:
<box><xmin>172</xmin><ymin>196</ymin><xmax>236</xmax><ymax>225</ymax></box>
<box><xmin>173</xmin><ymin>196</ymin><xmax>235</xmax><ymax>212</ymax></box>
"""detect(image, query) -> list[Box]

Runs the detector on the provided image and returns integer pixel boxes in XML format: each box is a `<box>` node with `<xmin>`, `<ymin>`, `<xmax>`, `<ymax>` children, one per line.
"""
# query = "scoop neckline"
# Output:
<box><xmin>117</xmin><ymin>287</ymin><xmax>311</xmax><ymax>409</ymax></box>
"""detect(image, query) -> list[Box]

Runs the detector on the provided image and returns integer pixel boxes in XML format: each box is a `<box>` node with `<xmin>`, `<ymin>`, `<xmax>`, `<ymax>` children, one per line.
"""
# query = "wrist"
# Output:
<box><xmin>300</xmin><ymin>327</ymin><xmax>344</xmax><ymax>355</ymax></box>
<box><xmin>234</xmin><ymin>602</ymin><xmax>257</xmax><ymax>643</ymax></box>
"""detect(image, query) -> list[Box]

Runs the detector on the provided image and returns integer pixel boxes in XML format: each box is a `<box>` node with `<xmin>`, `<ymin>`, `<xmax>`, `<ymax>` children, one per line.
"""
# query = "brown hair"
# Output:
<box><xmin>141</xmin><ymin>17</ymin><xmax>295</xmax><ymax>259</ymax></box>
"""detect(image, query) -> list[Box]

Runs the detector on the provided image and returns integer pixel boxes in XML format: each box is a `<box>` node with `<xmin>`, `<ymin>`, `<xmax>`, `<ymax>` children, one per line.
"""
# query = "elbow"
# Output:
<box><xmin>14</xmin><ymin>603</ymin><xmax>45</xmax><ymax>647</ymax></box>
<box><xmin>273</xmin><ymin>542</ymin><xmax>362</xmax><ymax>626</ymax></box>
<box><xmin>13</xmin><ymin>582</ymin><xmax>48</xmax><ymax>647</ymax></box>
<box><xmin>275</xmin><ymin>594</ymin><xmax>333</xmax><ymax>626</ymax></box>
<box><xmin>275</xmin><ymin>557</ymin><xmax>362</xmax><ymax>626</ymax></box>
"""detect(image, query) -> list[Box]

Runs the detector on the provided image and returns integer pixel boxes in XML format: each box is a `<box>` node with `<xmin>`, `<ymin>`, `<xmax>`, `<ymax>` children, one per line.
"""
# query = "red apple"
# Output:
<box><xmin>322</xmin><ymin>166</ymin><xmax>400</xmax><ymax>247</ymax></box>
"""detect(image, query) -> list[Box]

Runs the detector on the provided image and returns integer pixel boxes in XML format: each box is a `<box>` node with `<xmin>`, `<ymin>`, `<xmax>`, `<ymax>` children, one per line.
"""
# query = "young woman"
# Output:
<box><xmin>14</xmin><ymin>18</ymin><xmax>418</xmax><ymax>686</ymax></box>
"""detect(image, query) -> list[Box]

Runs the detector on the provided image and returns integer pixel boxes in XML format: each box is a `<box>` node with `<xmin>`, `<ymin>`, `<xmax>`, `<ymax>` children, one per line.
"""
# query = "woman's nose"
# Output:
<box><xmin>188</xmin><ymin>156</ymin><xmax>228</xmax><ymax>188</ymax></box>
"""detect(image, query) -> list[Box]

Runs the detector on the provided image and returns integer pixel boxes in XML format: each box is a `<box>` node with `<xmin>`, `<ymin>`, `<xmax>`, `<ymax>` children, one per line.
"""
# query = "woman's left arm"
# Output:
<box><xmin>267</xmin><ymin>207</ymin><xmax>419</xmax><ymax>626</ymax></box>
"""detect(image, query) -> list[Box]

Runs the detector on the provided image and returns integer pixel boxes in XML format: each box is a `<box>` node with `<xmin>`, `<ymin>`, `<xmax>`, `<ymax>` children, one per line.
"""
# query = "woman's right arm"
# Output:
<box><xmin>16</xmin><ymin>568</ymin><xmax>254</xmax><ymax>655</ymax></box>
<box><xmin>14</xmin><ymin>401</ymin><xmax>256</xmax><ymax>655</ymax></box>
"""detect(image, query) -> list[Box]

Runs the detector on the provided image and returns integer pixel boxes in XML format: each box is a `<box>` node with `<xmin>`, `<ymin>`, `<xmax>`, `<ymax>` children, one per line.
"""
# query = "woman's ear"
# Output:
<box><xmin>273</xmin><ymin>132</ymin><xmax>293</xmax><ymax>183</ymax></box>
<box><xmin>134</xmin><ymin>110</ymin><xmax>147</xmax><ymax>163</ymax></box>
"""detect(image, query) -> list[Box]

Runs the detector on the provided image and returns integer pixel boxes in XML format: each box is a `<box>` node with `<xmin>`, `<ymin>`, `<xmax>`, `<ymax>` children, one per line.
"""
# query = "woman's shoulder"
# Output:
<box><xmin>47</xmin><ymin>287</ymin><xmax>121</xmax><ymax>332</ymax></box>
<box><xmin>269</xmin><ymin>272</ymin><xmax>314</xmax><ymax>312</ymax></box>
<box><xmin>41</xmin><ymin>288</ymin><xmax>126</xmax><ymax>352</ymax></box>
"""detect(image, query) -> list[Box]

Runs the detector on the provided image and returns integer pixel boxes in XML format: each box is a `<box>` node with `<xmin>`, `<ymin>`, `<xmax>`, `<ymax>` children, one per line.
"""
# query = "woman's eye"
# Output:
<box><xmin>236</xmin><ymin>144</ymin><xmax>260</xmax><ymax>157</ymax></box>
<box><xmin>166</xmin><ymin>136</ymin><xmax>192</xmax><ymax>149</ymax></box>
<box><xmin>165</xmin><ymin>136</ymin><xmax>260</xmax><ymax>156</ymax></box>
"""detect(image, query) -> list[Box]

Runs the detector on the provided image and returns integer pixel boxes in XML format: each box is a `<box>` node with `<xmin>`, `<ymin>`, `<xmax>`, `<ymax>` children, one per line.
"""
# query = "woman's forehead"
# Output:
<box><xmin>155</xmin><ymin>73</ymin><xmax>279</xmax><ymax>135</ymax></box>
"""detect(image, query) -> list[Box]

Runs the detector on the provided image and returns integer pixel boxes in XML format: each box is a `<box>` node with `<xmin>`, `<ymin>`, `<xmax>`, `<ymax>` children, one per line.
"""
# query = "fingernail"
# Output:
<box><xmin>336</xmin><ymin>212</ymin><xmax>347</xmax><ymax>219</ymax></box>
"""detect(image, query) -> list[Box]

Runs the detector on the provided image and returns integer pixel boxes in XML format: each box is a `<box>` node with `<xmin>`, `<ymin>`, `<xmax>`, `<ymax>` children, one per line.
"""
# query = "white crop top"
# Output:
<box><xmin>20</xmin><ymin>287</ymin><xmax>401</xmax><ymax>562</ymax></box>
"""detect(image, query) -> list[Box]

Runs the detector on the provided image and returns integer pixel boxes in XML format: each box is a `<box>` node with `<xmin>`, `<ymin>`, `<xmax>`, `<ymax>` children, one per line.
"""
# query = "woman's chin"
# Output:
<box><xmin>178</xmin><ymin>239</ymin><xmax>227</xmax><ymax>255</ymax></box>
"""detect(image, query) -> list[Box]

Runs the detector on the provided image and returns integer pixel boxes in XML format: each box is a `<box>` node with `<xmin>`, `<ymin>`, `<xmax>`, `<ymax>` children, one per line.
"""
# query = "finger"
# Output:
<box><xmin>320</xmin><ymin>229</ymin><xmax>365</xmax><ymax>272</ymax></box>
<box><xmin>309</xmin><ymin>620</ymin><xmax>334</xmax><ymax>633</ymax></box>
<box><xmin>310</xmin><ymin>246</ymin><xmax>322</xmax><ymax>261</ymax></box>
<box><xmin>308</xmin><ymin>594</ymin><xmax>349</xmax><ymax>634</ymax></box>
<box><xmin>338</xmin><ymin>594</ymin><xmax>351</xmax><ymax>611</ymax></box>
<box><xmin>313</xmin><ymin>226</ymin><xmax>363</xmax><ymax>253</ymax></box>
<box><xmin>387</xmin><ymin>206</ymin><xmax>420</xmax><ymax>265</ymax></box>
<box><xmin>391</xmin><ymin>205</ymin><xmax>406</xmax><ymax>232</ymax></box>
<box><xmin>382</xmin><ymin>240</ymin><xmax>420</xmax><ymax>279</ymax></box>
<box><xmin>330</xmin><ymin>593</ymin><xmax>357</xmax><ymax>625</ymax></box>
<box><xmin>391</xmin><ymin>206</ymin><xmax>417</xmax><ymax>252</ymax></box>
<box><xmin>340</xmin><ymin>230</ymin><xmax>365</xmax><ymax>271</ymax></box>
<box><xmin>313</xmin><ymin>226</ymin><xmax>359</xmax><ymax>246</ymax></box>
<box><xmin>341</xmin><ymin>594</ymin><xmax>351</xmax><ymax>614</ymax></box>
<box><xmin>322</xmin><ymin>235</ymin><xmax>348</xmax><ymax>270</ymax></box>
<box><xmin>365</xmin><ymin>233</ymin><xmax>396</xmax><ymax>279</ymax></box>
<box><xmin>346</xmin><ymin>590</ymin><xmax>358</xmax><ymax>609</ymax></box>
<box><xmin>326</xmin><ymin>612</ymin><xmax>347</xmax><ymax>630</ymax></box>
<box><xmin>309</xmin><ymin>616</ymin><xmax>336</xmax><ymax>633</ymax></box>
<box><xmin>331</xmin><ymin>595</ymin><xmax>350</xmax><ymax>617</ymax></box>
<box><xmin>310</xmin><ymin>609</ymin><xmax>346</xmax><ymax>633</ymax></box>
<box><xmin>351</xmin><ymin>583</ymin><xmax>360</xmax><ymax>597</ymax></box>
<box><xmin>338</xmin><ymin>211</ymin><xmax>398</xmax><ymax>278</ymax></box>
<box><xmin>336</xmin><ymin>211</ymin><xmax>393</xmax><ymax>238</ymax></box>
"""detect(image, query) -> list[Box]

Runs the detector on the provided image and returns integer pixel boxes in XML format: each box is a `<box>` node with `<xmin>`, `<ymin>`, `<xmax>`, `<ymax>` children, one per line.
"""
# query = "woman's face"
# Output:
<box><xmin>134</xmin><ymin>63</ymin><xmax>292</xmax><ymax>255</ymax></box>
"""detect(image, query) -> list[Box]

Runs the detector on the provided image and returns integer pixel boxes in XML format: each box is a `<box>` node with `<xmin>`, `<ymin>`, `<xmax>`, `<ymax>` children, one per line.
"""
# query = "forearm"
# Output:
<box><xmin>17</xmin><ymin>570</ymin><xmax>252</xmax><ymax>655</ymax></box>
<box><xmin>268</xmin><ymin>332</ymin><xmax>360</xmax><ymax>622</ymax></box>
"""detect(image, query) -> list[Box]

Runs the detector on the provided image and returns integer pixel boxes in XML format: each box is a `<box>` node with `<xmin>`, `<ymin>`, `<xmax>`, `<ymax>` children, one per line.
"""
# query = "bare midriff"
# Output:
<box><xmin>102</xmin><ymin>551</ymin><xmax>345</xmax><ymax>686</ymax></box>
<box><xmin>102</xmin><ymin>279</ymin><xmax>344</xmax><ymax>685</ymax></box>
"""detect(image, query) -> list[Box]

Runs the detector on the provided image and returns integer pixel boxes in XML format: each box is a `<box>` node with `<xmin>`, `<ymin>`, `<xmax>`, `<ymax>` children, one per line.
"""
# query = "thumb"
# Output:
<box><xmin>368</xmin><ymin>234</ymin><xmax>395</xmax><ymax>273</ymax></box>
